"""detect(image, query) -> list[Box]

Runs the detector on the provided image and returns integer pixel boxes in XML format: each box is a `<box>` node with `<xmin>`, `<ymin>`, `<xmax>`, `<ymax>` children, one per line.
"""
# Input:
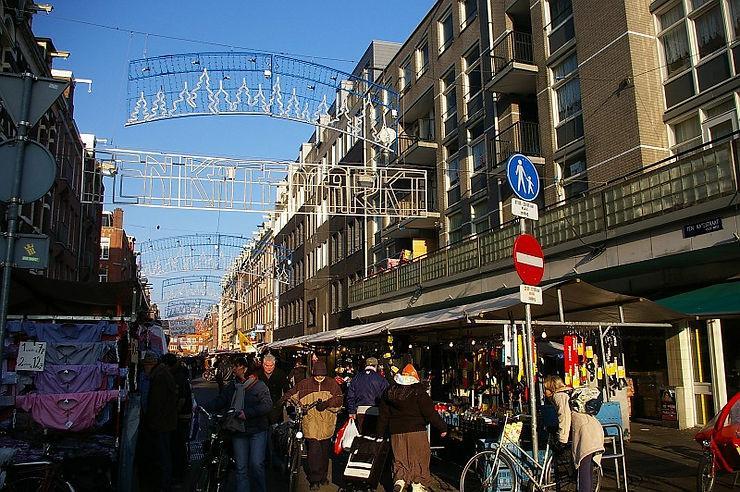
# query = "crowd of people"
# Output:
<box><xmin>136</xmin><ymin>351</ymin><xmax>603</xmax><ymax>492</ymax></box>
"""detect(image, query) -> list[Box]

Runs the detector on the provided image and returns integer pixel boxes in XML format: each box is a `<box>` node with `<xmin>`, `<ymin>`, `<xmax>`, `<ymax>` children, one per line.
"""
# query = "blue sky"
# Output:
<box><xmin>35</xmin><ymin>1</ymin><xmax>433</xmax><ymax>305</ymax></box>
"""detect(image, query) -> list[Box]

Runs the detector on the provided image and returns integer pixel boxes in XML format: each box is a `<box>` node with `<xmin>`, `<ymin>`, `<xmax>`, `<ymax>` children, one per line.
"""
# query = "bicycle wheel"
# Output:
<box><xmin>460</xmin><ymin>449</ymin><xmax>519</xmax><ymax>492</ymax></box>
<box><xmin>697</xmin><ymin>453</ymin><xmax>716</xmax><ymax>492</ymax></box>
<box><xmin>288</xmin><ymin>440</ymin><xmax>303</xmax><ymax>492</ymax></box>
<box><xmin>5</xmin><ymin>476</ymin><xmax>75</xmax><ymax>492</ymax></box>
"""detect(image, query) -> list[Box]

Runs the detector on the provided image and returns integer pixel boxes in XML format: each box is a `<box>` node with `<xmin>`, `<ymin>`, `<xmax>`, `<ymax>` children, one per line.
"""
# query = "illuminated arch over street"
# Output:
<box><xmin>126</xmin><ymin>52</ymin><xmax>399</xmax><ymax>150</ymax></box>
<box><xmin>138</xmin><ymin>234</ymin><xmax>249</xmax><ymax>276</ymax></box>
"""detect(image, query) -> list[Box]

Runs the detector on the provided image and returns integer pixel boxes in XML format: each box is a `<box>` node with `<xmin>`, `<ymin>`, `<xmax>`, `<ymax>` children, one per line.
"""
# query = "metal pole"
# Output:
<box><xmin>598</xmin><ymin>325</ymin><xmax>612</xmax><ymax>401</ymax></box>
<box><xmin>519</xmin><ymin>216</ymin><xmax>539</xmax><ymax>463</ymax></box>
<box><xmin>0</xmin><ymin>73</ymin><xmax>34</xmax><ymax>372</ymax></box>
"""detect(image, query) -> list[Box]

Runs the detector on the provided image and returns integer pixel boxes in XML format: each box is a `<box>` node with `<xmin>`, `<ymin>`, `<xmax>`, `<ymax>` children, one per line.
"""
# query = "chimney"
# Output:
<box><xmin>113</xmin><ymin>208</ymin><xmax>124</xmax><ymax>229</ymax></box>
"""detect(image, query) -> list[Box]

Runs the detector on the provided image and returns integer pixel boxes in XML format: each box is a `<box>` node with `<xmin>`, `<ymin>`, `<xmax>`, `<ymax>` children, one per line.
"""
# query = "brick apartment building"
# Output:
<box><xmin>99</xmin><ymin>208</ymin><xmax>137</xmax><ymax>283</ymax></box>
<box><xmin>270</xmin><ymin>0</ymin><xmax>740</xmax><ymax>430</ymax></box>
<box><xmin>0</xmin><ymin>1</ymin><xmax>102</xmax><ymax>282</ymax></box>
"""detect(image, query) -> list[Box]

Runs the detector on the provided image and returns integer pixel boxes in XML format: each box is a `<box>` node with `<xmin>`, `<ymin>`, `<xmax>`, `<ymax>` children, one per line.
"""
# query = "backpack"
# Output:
<box><xmin>569</xmin><ymin>386</ymin><xmax>603</xmax><ymax>415</ymax></box>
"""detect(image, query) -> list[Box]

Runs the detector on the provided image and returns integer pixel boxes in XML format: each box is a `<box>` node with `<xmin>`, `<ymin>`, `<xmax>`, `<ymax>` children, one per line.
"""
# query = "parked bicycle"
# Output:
<box><xmin>193</xmin><ymin>407</ymin><xmax>236</xmax><ymax>492</ymax></box>
<box><xmin>0</xmin><ymin>443</ymin><xmax>77</xmax><ymax>492</ymax></box>
<box><xmin>459</xmin><ymin>414</ymin><xmax>600</xmax><ymax>492</ymax></box>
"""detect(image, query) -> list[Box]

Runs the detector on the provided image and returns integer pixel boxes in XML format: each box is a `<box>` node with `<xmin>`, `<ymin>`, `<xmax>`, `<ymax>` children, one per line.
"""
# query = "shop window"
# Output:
<box><xmin>439</xmin><ymin>11</ymin><xmax>454</xmax><ymax>53</ymax></box>
<box><xmin>460</xmin><ymin>0</ymin><xmax>477</xmax><ymax>29</ymax></box>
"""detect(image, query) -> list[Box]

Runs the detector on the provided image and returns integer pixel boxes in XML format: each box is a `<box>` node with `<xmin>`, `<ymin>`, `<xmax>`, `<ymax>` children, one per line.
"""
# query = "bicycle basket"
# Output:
<box><xmin>501</xmin><ymin>421</ymin><xmax>523</xmax><ymax>445</ymax></box>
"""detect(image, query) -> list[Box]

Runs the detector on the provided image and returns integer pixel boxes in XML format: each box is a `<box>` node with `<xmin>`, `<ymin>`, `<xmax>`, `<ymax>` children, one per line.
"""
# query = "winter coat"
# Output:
<box><xmin>207</xmin><ymin>376</ymin><xmax>272</xmax><ymax>436</ymax></box>
<box><xmin>172</xmin><ymin>364</ymin><xmax>193</xmax><ymax>420</ymax></box>
<box><xmin>257</xmin><ymin>367</ymin><xmax>290</xmax><ymax>424</ymax></box>
<box><xmin>552</xmin><ymin>388</ymin><xmax>604</xmax><ymax>468</ymax></box>
<box><xmin>346</xmin><ymin>368</ymin><xmax>389</xmax><ymax>414</ymax></box>
<box><xmin>283</xmin><ymin>376</ymin><xmax>343</xmax><ymax>440</ymax></box>
<box><xmin>145</xmin><ymin>364</ymin><xmax>178</xmax><ymax>433</ymax></box>
<box><xmin>378</xmin><ymin>382</ymin><xmax>447</xmax><ymax>435</ymax></box>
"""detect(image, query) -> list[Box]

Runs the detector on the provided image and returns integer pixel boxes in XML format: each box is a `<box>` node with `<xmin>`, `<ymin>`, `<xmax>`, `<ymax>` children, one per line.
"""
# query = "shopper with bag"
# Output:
<box><xmin>378</xmin><ymin>363</ymin><xmax>447</xmax><ymax>492</ymax></box>
<box><xmin>346</xmin><ymin>356</ymin><xmax>389</xmax><ymax>435</ymax></box>
<box><xmin>281</xmin><ymin>360</ymin><xmax>343</xmax><ymax>490</ymax></box>
<box><xmin>543</xmin><ymin>375</ymin><xmax>604</xmax><ymax>492</ymax></box>
<box><xmin>205</xmin><ymin>357</ymin><xmax>272</xmax><ymax>492</ymax></box>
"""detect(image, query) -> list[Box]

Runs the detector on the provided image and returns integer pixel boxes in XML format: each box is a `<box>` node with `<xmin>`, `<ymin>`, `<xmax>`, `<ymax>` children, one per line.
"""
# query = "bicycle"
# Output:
<box><xmin>193</xmin><ymin>407</ymin><xmax>236</xmax><ymax>492</ymax></box>
<box><xmin>1</xmin><ymin>443</ymin><xmax>76</xmax><ymax>492</ymax></box>
<box><xmin>282</xmin><ymin>399</ymin><xmax>326</xmax><ymax>492</ymax></box>
<box><xmin>459</xmin><ymin>414</ymin><xmax>601</xmax><ymax>492</ymax></box>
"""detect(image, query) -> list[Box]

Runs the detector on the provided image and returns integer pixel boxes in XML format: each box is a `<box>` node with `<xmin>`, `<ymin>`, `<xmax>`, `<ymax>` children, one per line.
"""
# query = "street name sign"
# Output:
<box><xmin>506</xmin><ymin>154</ymin><xmax>540</xmax><ymax>201</ymax></box>
<box><xmin>512</xmin><ymin>197</ymin><xmax>539</xmax><ymax>220</ymax></box>
<box><xmin>520</xmin><ymin>284</ymin><xmax>543</xmax><ymax>305</ymax></box>
<box><xmin>513</xmin><ymin>233</ymin><xmax>545</xmax><ymax>286</ymax></box>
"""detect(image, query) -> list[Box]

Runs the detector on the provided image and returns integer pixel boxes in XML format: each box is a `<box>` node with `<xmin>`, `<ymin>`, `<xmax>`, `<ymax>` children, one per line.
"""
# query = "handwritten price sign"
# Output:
<box><xmin>17</xmin><ymin>341</ymin><xmax>47</xmax><ymax>372</ymax></box>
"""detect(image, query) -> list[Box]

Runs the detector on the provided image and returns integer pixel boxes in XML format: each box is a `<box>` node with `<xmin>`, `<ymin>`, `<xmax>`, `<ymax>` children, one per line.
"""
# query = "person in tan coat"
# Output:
<box><xmin>543</xmin><ymin>375</ymin><xmax>604</xmax><ymax>492</ymax></box>
<box><xmin>281</xmin><ymin>360</ymin><xmax>343</xmax><ymax>490</ymax></box>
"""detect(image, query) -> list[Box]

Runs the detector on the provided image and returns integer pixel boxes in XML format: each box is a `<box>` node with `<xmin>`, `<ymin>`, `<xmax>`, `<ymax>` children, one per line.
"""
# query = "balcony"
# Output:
<box><xmin>349</xmin><ymin>135</ymin><xmax>739</xmax><ymax>306</ymax></box>
<box><xmin>396</xmin><ymin>120</ymin><xmax>437</xmax><ymax>165</ymax></box>
<box><xmin>495</xmin><ymin>121</ymin><xmax>542</xmax><ymax>164</ymax></box>
<box><xmin>488</xmin><ymin>31</ymin><xmax>538</xmax><ymax>94</ymax></box>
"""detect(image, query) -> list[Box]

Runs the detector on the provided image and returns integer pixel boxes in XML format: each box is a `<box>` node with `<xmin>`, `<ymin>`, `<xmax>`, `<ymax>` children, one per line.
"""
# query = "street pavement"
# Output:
<box><xmin>190</xmin><ymin>379</ymin><xmax>739</xmax><ymax>491</ymax></box>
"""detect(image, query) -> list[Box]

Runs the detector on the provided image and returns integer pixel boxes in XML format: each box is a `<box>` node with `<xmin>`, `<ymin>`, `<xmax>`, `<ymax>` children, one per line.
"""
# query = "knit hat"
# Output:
<box><xmin>365</xmin><ymin>357</ymin><xmax>379</xmax><ymax>367</ymax></box>
<box><xmin>312</xmin><ymin>360</ymin><xmax>328</xmax><ymax>376</ymax></box>
<box><xmin>400</xmin><ymin>364</ymin><xmax>419</xmax><ymax>381</ymax></box>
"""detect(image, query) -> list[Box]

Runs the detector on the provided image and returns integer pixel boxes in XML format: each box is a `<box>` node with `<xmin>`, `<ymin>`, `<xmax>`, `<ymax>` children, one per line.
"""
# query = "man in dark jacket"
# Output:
<box><xmin>144</xmin><ymin>353</ymin><xmax>178</xmax><ymax>491</ymax></box>
<box><xmin>378</xmin><ymin>364</ymin><xmax>447</xmax><ymax>492</ymax></box>
<box><xmin>346</xmin><ymin>356</ymin><xmax>389</xmax><ymax>435</ymax></box>
<box><xmin>257</xmin><ymin>353</ymin><xmax>290</xmax><ymax>424</ymax></box>
<box><xmin>206</xmin><ymin>357</ymin><xmax>272</xmax><ymax>492</ymax></box>
<box><xmin>171</xmin><ymin>358</ymin><xmax>193</xmax><ymax>481</ymax></box>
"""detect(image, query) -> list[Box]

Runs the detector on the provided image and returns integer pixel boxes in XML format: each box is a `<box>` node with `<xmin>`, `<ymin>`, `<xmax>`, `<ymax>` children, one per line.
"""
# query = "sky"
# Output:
<box><xmin>34</xmin><ymin>1</ymin><xmax>434</xmax><ymax>307</ymax></box>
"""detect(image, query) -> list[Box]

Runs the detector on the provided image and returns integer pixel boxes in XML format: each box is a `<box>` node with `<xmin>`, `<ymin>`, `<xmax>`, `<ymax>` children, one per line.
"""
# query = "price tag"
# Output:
<box><xmin>17</xmin><ymin>341</ymin><xmax>47</xmax><ymax>372</ymax></box>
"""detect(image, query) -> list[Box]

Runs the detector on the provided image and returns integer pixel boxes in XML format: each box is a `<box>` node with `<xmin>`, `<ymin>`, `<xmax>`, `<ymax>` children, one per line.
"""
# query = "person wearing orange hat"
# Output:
<box><xmin>378</xmin><ymin>363</ymin><xmax>447</xmax><ymax>492</ymax></box>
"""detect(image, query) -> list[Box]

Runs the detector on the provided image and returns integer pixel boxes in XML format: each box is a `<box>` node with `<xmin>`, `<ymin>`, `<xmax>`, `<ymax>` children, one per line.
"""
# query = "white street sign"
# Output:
<box><xmin>520</xmin><ymin>284</ymin><xmax>543</xmax><ymax>305</ymax></box>
<box><xmin>512</xmin><ymin>198</ymin><xmax>539</xmax><ymax>220</ymax></box>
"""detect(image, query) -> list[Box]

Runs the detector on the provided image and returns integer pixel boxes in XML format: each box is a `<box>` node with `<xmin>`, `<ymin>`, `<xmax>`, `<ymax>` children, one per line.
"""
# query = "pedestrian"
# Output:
<box><xmin>281</xmin><ymin>360</ymin><xmax>343</xmax><ymax>490</ymax></box>
<box><xmin>346</xmin><ymin>356</ymin><xmax>389</xmax><ymax>435</ymax></box>
<box><xmin>288</xmin><ymin>357</ymin><xmax>308</xmax><ymax>386</ymax></box>
<box><xmin>144</xmin><ymin>353</ymin><xmax>179</xmax><ymax>491</ymax></box>
<box><xmin>171</xmin><ymin>357</ymin><xmax>193</xmax><ymax>482</ymax></box>
<box><xmin>206</xmin><ymin>356</ymin><xmax>272</xmax><ymax>492</ymax></box>
<box><xmin>257</xmin><ymin>353</ymin><xmax>291</xmax><ymax>469</ymax></box>
<box><xmin>543</xmin><ymin>375</ymin><xmax>604</xmax><ymax>492</ymax></box>
<box><xmin>378</xmin><ymin>363</ymin><xmax>447</xmax><ymax>492</ymax></box>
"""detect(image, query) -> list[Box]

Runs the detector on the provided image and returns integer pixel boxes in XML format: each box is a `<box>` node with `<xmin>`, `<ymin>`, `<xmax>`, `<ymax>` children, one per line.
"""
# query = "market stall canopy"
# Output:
<box><xmin>8</xmin><ymin>270</ymin><xmax>138</xmax><ymax>316</ymax></box>
<box><xmin>268</xmin><ymin>279</ymin><xmax>686</xmax><ymax>348</ymax></box>
<box><xmin>654</xmin><ymin>280</ymin><xmax>740</xmax><ymax>317</ymax></box>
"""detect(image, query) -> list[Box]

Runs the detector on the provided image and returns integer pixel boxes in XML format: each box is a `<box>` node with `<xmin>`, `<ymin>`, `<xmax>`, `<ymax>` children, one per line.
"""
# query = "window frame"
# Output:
<box><xmin>416</xmin><ymin>41</ymin><xmax>430</xmax><ymax>79</ymax></box>
<box><xmin>550</xmin><ymin>51</ymin><xmax>583</xmax><ymax>130</ymax></box>
<box><xmin>100</xmin><ymin>237</ymin><xmax>110</xmax><ymax>260</ymax></box>
<box><xmin>439</xmin><ymin>10</ymin><xmax>455</xmax><ymax>54</ymax></box>
<box><xmin>555</xmin><ymin>152</ymin><xmax>588</xmax><ymax>201</ymax></box>
<box><xmin>463</xmin><ymin>44</ymin><xmax>483</xmax><ymax>119</ymax></box>
<box><xmin>400</xmin><ymin>57</ymin><xmax>413</xmax><ymax>92</ymax></box>
<box><xmin>460</xmin><ymin>0</ymin><xmax>478</xmax><ymax>30</ymax></box>
<box><xmin>441</xmin><ymin>67</ymin><xmax>458</xmax><ymax>136</ymax></box>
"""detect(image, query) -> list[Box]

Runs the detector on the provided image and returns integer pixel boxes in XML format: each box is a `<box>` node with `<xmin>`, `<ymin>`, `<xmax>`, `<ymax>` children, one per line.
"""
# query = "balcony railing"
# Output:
<box><xmin>495</xmin><ymin>121</ymin><xmax>541</xmax><ymax>164</ymax></box>
<box><xmin>349</xmin><ymin>134</ymin><xmax>739</xmax><ymax>306</ymax></box>
<box><xmin>492</xmin><ymin>31</ymin><xmax>534</xmax><ymax>74</ymax></box>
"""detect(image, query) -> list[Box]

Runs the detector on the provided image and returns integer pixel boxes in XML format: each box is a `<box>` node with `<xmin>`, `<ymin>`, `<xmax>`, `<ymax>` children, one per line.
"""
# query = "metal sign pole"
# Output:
<box><xmin>0</xmin><ymin>73</ymin><xmax>34</xmax><ymax>369</ymax></box>
<box><xmin>519</xmin><ymin>217</ymin><xmax>539</xmax><ymax>464</ymax></box>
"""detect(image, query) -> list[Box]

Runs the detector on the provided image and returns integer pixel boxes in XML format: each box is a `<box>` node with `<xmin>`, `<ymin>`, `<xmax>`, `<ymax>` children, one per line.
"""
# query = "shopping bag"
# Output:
<box><xmin>341</xmin><ymin>419</ymin><xmax>359</xmax><ymax>451</ymax></box>
<box><xmin>334</xmin><ymin>419</ymin><xmax>350</xmax><ymax>455</ymax></box>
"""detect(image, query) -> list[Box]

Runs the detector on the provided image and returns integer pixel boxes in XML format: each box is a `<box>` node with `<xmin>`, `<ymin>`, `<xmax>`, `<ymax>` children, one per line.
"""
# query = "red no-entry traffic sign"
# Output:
<box><xmin>513</xmin><ymin>234</ymin><xmax>544</xmax><ymax>286</ymax></box>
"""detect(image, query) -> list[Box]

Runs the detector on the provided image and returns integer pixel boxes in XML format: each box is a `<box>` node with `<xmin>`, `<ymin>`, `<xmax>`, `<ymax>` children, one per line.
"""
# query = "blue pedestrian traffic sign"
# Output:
<box><xmin>506</xmin><ymin>154</ymin><xmax>540</xmax><ymax>201</ymax></box>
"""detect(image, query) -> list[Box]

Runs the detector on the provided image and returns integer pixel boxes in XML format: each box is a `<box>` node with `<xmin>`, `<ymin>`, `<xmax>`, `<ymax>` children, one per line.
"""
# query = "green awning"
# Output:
<box><xmin>656</xmin><ymin>281</ymin><xmax>740</xmax><ymax>317</ymax></box>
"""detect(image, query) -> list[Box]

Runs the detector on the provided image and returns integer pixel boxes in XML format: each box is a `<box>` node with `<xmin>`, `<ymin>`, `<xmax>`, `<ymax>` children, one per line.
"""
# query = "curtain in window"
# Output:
<box><xmin>553</xmin><ymin>52</ymin><xmax>578</xmax><ymax>81</ymax></box>
<box><xmin>695</xmin><ymin>5</ymin><xmax>726</xmax><ymax>58</ymax></box>
<box><xmin>661</xmin><ymin>26</ymin><xmax>690</xmax><ymax>75</ymax></box>
<box><xmin>549</xmin><ymin>0</ymin><xmax>572</xmax><ymax>27</ymax></box>
<box><xmin>660</xmin><ymin>3</ymin><xmax>684</xmax><ymax>29</ymax></box>
<box><xmin>673</xmin><ymin>116</ymin><xmax>701</xmax><ymax>144</ymax></box>
<box><xmin>556</xmin><ymin>77</ymin><xmax>582</xmax><ymax>121</ymax></box>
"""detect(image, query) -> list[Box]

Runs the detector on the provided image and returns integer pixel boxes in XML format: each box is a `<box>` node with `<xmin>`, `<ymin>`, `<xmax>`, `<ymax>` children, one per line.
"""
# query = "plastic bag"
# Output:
<box><xmin>342</xmin><ymin>418</ymin><xmax>360</xmax><ymax>451</ymax></box>
<box><xmin>334</xmin><ymin>419</ymin><xmax>350</xmax><ymax>455</ymax></box>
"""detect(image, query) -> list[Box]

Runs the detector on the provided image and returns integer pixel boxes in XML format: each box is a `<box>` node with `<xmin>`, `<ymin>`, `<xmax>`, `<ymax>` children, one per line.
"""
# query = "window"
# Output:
<box><xmin>400</xmin><ymin>58</ymin><xmax>413</xmax><ymax>91</ymax></box>
<box><xmin>547</xmin><ymin>0</ymin><xmax>574</xmax><ymax>53</ymax></box>
<box><xmin>98</xmin><ymin>266</ymin><xmax>108</xmax><ymax>283</ymax></box>
<box><xmin>448</xmin><ymin>212</ymin><xmax>464</xmax><ymax>243</ymax></box>
<box><xmin>101</xmin><ymin>213</ymin><xmax>112</xmax><ymax>227</ymax></box>
<box><xmin>442</xmin><ymin>68</ymin><xmax>457</xmax><ymax>135</ymax></box>
<box><xmin>694</xmin><ymin>4</ymin><xmax>725</xmax><ymax>59</ymax></box>
<box><xmin>659</xmin><ymin>3</ymin><xmax>691</xmax><ymax>77</ymax></box>
<box><xmin>556</xmin><ymin>153</ymin><xmax>588</xmax><ymax>200</ymax></box>
<box><xmin>460</xmin><ymin>0</ymin><xmax>478</xmax><ymax>28</ymax></box>
<box><xmin>671</xmin><ymin>115</ymin><xmax>702</xmax><ymax>153</ymax></box>
<box><xmin>471</xmin><ymin>200</ymin><xmax>489</xmax><ymax>234</ymax></box>
<box><xmin>464</xmin><ymin>45</ymin><xmax>482</xmax><ymax>117</ymax></box>
<box><xmin>416</xmin><ymin>42</ymin><xmax>429</xmax><ymax>78</ymax></box>
<box><xmin>100</xmin><ymin>237</ymin><xmax>110</xmax><ymax>260</ymax></box>
<box><xmin>471</xmin><ymin>138</ymin><xmax>486</xmax><ymax>171</ymax></box>
<box><xmin>331</xmin><ymin>283</ymin><xmax>337</xmax><ymax>313</ymax></box>
<box><xmin>307</xmin><ymin>299</ymin><xmax>316</xmax><ymax>326</ymax></box>
<box><xmin>552</xmin><ymin>52</ymin><xmax>583</xmax><ymax>147</ymax></box>
<box><xmin>731</xmin><ymin>0</ymin><xmax>740</xmax><ymax>37</ymax></box>
<box><xmin>439</xmin><ymin>12</ymin><xmax>454</xmax><ymax>53</ymax></box>
<box><xmin>445</xmin><ymin>141</ymin><xmax>460</xmax><ymax>186</ymax></box>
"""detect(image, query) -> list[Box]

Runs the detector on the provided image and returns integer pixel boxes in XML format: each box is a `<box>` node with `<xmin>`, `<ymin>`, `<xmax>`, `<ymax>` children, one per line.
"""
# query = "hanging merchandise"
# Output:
<box><xmin>563</xmin><ymin>334</ymin><xmax>574</xmax><ymax>387</ymax></box>
<box><xmin>502</xmin><ymin>324</ymin><xmax>517</xmax><ymax>367</ymax></box>
<box><xmin>516</xmin><ymin>331</ymin><xmax>524</xmax><ymax>383</ymax></box>
<box><xmin>615</xmin><ymin>329</ymin><xmax>627</xmax><ymax>390</ymax></box>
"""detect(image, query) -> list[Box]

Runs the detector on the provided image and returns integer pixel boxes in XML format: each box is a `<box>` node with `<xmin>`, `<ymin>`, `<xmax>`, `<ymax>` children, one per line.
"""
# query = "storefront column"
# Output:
<box><xmin>665</xmin><ymin>322</ymin><xmax>696</xmax><ymax>429</ymax></box>
<box><xmin>707</xmin><ymin>318</ymin><xmax>728</xmax><ymax>413</ymax></box>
